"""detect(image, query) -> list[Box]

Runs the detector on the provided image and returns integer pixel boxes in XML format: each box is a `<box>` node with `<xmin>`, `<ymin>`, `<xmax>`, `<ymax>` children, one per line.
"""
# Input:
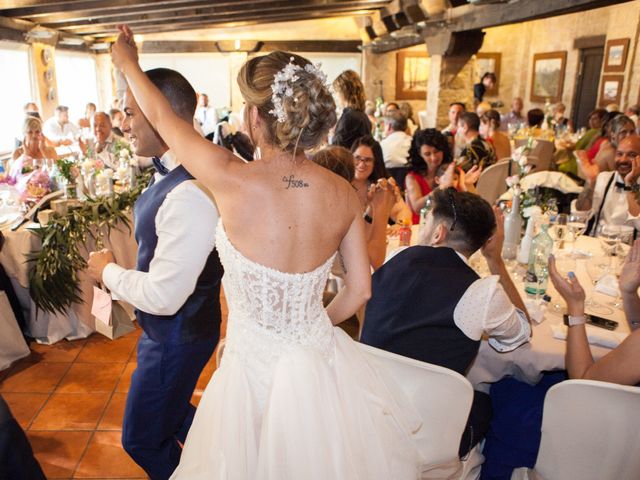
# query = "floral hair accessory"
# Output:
<box><xmin>268</xmin><ymin>56</ymin><xmax>328</xmax><ymax>123</ymax></box>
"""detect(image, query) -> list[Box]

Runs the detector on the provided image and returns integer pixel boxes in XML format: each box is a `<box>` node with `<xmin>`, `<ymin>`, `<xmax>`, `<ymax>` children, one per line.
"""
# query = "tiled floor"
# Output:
<box><xmin>0</xmin><ymin>293</ymin><xmax>227</xmax><ymax>479</ymax></box>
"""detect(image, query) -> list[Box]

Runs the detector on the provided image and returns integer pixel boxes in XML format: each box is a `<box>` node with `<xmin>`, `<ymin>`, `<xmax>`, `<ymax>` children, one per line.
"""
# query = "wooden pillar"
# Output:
<box><xmin>31</xmin><ymin>42</ymin><xmax>58</xmax><ymax>119</ymax></box>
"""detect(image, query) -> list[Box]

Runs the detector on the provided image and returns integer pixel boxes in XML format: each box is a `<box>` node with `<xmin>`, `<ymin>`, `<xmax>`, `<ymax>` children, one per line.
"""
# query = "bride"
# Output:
<box><xmin>112</xmin><ymin>26</ymin><xmax>425</xmax><ymax>479</ymax></box>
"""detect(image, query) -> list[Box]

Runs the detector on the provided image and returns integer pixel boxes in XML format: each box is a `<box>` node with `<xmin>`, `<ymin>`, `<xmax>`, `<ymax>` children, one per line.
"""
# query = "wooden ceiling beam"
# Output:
<box><xmin>1</xmin><ymin>0</ymin><xmax>204</xmax><ymax>17</ymax></box>
<box><xmin>87</xmin><ymin>10</ymin><xmax>368</xmax><ymax>39</ymax></box>
<box><xmin>137</xmin><ymin>39</ymin><xmax>361</xmax><ymax>54</ymax></box>
<box><xmin>45</xmin><ymin>0</ymin><xmax>386</xmax><ymax>30</ymax></box>
<box><xmin>60</xmin><ymin>5</ymin><xmax>376</xmax><ymax>35</ymax></box>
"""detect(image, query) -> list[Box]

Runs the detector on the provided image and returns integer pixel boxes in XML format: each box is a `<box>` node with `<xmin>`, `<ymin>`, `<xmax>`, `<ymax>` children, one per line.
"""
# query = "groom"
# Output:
<box><xmin>87</xmin><ymin>68</ymin><xmax>223</xmax><ymax>479</ymax></box>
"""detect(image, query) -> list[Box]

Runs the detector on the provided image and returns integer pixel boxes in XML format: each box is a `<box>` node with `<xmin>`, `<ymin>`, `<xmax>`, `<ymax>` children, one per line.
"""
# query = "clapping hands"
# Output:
<box><xmin>548</xmin><ymin>255</ymin><xmax>586</xmax><ymax>316</ymax></box>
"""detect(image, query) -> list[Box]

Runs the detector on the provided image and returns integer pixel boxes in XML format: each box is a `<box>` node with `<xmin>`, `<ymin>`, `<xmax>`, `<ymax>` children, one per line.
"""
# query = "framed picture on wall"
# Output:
<box><xmin>396</xmin><ymin>51</ymin><xmax>430</xmax><ymax>100</ymax></box>
<box><xmin>530</xmin><ymin>51</ymin><xmax>567</xmax><ymax>103</ymax></box>
<box><xmin>475</xmin><ymin>52</ymin><xmax>501</xmax><ymax>96</ymax></box>
<box><xmin>604</xmin><ymin>38</ymin><xmax>630</xmax><ymax>72</ymax></box>
<box><xmin>599</xmin><ymin>75</ymin><xmax>624</xmax><ymax>107</ymax></box>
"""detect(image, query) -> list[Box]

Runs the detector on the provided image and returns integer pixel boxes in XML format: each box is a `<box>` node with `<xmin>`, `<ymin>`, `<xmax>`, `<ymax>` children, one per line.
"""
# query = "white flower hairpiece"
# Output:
<box><xmin>268</xmin><ymin>56</ymin><xmax>328</xmax><ymax>123</ymax></box>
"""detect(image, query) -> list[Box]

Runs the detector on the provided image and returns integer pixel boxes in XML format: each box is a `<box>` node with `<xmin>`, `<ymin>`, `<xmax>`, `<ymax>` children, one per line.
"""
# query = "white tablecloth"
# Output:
<box><xmin>0</xmin><ymin>214</ymin><xmax>138</xmax><ymax>346</ymax></box>
<box><xmin>386</xmin><ymin>227</ymin><xmax>632</xmax><ymax>389</ymax></box>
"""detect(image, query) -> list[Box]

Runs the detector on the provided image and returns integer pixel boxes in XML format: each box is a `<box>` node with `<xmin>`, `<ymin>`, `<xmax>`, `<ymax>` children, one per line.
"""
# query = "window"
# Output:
<box><xmin>302</xmin><ymin>53</ymin><xmax>362</xmax><ymax>85</ymax></box>
<box><xmin>0</xmin><ymin>42</ymin><xmax>34</xmax><ymax>153</ymax></box>
<box><xmin>55</xmin><ymin>50</ymin><xmax>99</xmax><ymax>123</ymax></box>
<box><xmin>139</xmin><ymin>53</ymin><xmax>232</xmax><ymax>109</ymax></box>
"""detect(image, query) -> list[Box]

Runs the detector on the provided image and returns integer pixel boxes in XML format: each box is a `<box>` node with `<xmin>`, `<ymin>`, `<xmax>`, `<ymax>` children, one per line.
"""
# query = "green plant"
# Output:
<box><xmin>27</xmin><ymin>170</ymin><xmax>152</xmax><ymax>314</ymax></box>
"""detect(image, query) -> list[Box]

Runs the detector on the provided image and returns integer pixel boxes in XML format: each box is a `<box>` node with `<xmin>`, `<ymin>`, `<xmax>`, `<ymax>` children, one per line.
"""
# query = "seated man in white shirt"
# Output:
<box><xmin>42</xmin><ymin>105</ymin><xmax>79</xmax><ymax>147</ymax></box>
<box><xmin>574</xmin><ymin>135</ymin><xmax>640</xmax><ymax>235</ymax></box>
<box><xmin>195</xmin><ymin>93</ymin><xmax>218</xmax><ymax>140</ymax></box>
<box><xmin>361</xmin><ymin>188</ymin><xmax>530</xmax><ymax>455</ymax></box>
<box><xmin>88</xmin><ymin>111</ymin><xmax>121</xmax><ymax>169</ymax></box>
<box><xmin>380</xmin><ymin>110</ymin><xmax>412</xmax><ymax>187</ymax></box>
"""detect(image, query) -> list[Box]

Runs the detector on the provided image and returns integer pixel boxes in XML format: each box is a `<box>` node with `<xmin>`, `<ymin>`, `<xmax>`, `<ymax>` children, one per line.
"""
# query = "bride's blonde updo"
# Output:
<box><xmin>238</xmin><ymin>51</ymin><xmax>337</xmax><ymax>152</ymax></box>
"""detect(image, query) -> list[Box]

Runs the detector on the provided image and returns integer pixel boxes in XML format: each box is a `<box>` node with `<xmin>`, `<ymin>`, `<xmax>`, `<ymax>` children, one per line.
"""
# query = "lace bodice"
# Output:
<box><xmin>216</xmin><ymin>221</ymin><xmax>337</xmax><ymax>378</ymax></box>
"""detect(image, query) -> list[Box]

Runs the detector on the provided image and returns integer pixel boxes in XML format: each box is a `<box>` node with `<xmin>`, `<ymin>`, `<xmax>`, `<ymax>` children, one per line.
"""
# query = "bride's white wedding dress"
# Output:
<box><xmin>170</xmin><ymin>221</ymin><xmax>424</xmax><ymax>479</ymax></box>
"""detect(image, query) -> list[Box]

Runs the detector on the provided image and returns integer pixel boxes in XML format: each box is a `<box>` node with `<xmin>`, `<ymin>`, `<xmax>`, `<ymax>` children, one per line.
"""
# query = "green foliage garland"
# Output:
<box><xmin>27</xmin><ymin>170</ymin><xmax>152</xmax><ymax>314</ymax></box>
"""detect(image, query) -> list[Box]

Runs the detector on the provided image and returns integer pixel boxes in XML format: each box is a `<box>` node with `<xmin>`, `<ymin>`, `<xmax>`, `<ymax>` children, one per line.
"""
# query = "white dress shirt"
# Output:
<box><xmin>572</xmin><ymin>171</ymin><xmax>640</xmax><ymax>235</ymax></box>
<box><xmin>95</xmin><ymin>133</ymin><xmax>118</xmax><ymax>169</ymax></box>
<box><xmin>386</xmin><ymin>247</ymin><xmax>531</xmax><ymax>352</ymax></box>
<box><xmin>380</xmin><ymin>130</ymin><xmax>412</xmax><ymax>169</ymax></box>
<box><xmin>195</xmin><ymin>106</ymin><xmax>218</xmax><ymax>137</ymax></box>
<box><xmin>42</xmin><ymin>117</ymin><xmax>79</xmax><ymax>142</ymax></box>
<box><xmin>102</xmin><ymin>150</ymin><xmax>220</xmax><ymax>316</ymax></box>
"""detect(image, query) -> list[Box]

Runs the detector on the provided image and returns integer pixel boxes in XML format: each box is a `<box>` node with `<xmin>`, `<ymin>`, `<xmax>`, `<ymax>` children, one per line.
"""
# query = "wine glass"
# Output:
<box><xmin>584</xmin><ymin>259</ymin><xmax>614</xmax><ymax>315</ymax></box>
<box><xmin>549</xmin><ymin>213</ymin><xmax>568</xmax><ymax>250</ymax></box>
<box><xmin>597</xmin><ymin>223</ymin><xmax>621</xmax><ymax>270</ymax></box>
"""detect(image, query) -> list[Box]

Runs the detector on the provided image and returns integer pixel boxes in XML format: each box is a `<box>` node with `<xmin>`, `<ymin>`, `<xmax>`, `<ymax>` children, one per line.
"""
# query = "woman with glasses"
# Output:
<box><xmin>350</xmin><ymin>136</ymin><xmax>411</xmax><ymax>226</ymax></box>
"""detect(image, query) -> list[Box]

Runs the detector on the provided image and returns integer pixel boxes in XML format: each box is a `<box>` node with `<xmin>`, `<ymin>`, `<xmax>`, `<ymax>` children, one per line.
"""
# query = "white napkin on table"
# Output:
<box><xmin>595</xmin><ymin>274</ymin><xmax>619</xmax><ymax>297</ymax></box>
<box><xmin>551</xmin><ymin>324</ymin><xmax>628</xmax><ymax>349</ymax></box>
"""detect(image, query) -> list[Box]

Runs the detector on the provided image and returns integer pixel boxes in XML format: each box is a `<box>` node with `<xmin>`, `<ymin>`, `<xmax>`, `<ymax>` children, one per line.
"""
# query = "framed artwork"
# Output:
<box><xmin>530</xmin><ymin>51</ymin><xmax>567</xmax><ymax>103</ymax></box>
<box><xmin>604</xmin><ymin>38</ymin><xmax>630</xmax><ymax>72</ymax></box>
<box><xmin>396</xmin><ymin>51</ymin><xmax>430</xmax><ymax>100</ymax></box>
<box><xmin>599</xmin><ymin>75</ymin><xmax>624</xmax><ymax>107</ymax></box>
<box><xmin>475</xmin><ymin>52</ymin><xmax>501</xmax><ymax>96</ymax></box>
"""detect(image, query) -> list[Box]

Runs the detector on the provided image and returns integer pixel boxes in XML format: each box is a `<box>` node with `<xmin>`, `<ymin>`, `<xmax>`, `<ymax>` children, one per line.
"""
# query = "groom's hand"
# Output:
<box><xmin>87</xmin><ymin>249</ymin><xmax>116</xmax><ymax>282</ymax></box>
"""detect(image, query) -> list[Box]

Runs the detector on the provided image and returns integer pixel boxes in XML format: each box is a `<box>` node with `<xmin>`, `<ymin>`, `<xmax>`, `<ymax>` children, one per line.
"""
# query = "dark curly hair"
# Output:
<box><xmin>409</xmin><ymin>128</ymin><xmax>452</xmax><ymax>174</ymax></box>
<box><xmin>351</xmin><ymin>135</ymin><xmax>388</xmax><ymax>182</ymax></box>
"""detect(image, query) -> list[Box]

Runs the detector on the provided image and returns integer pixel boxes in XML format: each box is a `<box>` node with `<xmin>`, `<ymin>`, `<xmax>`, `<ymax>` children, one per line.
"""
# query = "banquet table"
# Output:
<box><xmin>0</xmin><ymin>213</ymin><xmax>138</xmax><ymax>346</ymax></box>
<box><xmin>386</xmin><ymin>226</ymin><xmax>632</xmax><ymax>391</ymax></box>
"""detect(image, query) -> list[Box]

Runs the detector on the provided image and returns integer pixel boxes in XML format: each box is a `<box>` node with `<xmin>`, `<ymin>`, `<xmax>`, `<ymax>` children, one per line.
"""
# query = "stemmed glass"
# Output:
<box><xmin>549</xmin><ymin>213</ymin><xmax>568</xmax><ymax>250</ymax></box>
<box><xmin>584</xmin><ymin>259</ymin><xmax>614</xmax><ymax>315</ymax></box>
<box><xmin>567</xmin><ymin>211</ymin><xmax>590</xmax><ymax>252</ymax></box>
<box><xmin>608</xmin><ymin>227</ymin><xmax>634</xmax><ymax>309</ymax></box>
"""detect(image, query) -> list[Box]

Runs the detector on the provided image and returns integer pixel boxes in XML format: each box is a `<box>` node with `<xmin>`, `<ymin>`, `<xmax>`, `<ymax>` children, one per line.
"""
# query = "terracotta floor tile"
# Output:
<box><xmin>25</xmin><ymin>339</ymin><xmax>88</xmax><ymax>363</ymax></box>
<box><xmin>97</xmin><ymin>393</ymin><xmax>128</xmax><ymax>431</ymax></box>
<box><xmin>2</xmin><ymin>393</ymin><xmax>49</xmax><ymax>429</ymax></box>
<box><xmin>31</xmin><ymin>393</ymin><xmax>110</xmax><ymax>430</ymax></box>
<box><xmin>115</xmin><ymin>363</ymin><xmax>137</xmax><ymax>393</ymax></box>
<box><xmin>0</xmin><ymin>362</ymin><xmax>71</xmax><ymax>393</ymax></box>
<box><xmin>76</xmin><ymin>335</ymin><xmax>138</xmax><ymax>363</ymax></box>
<box><xmin>57</xmin><ymin>363</ymin><xmax>126</xmax><ymax>394</ymax></box>
<box><xmin>27</xmin><ymin>430</ymin><xmax>91</xmax><ymax>478</ymax></box>
<box><xmin>73</xmin><ymin>431</ymin><xmax>147</xmax><ymax>478</ymax></box>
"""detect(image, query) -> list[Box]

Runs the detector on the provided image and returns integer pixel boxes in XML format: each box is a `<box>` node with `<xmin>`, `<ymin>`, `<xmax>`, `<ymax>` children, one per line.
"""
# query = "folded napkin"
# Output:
<box><xmin>524</xmin><ymin>299</ymin><xmax>546</xmax><ymax>324</ymax></box>
<box><xmin>551</xmin><ymin>323</ymin><xmax>628</xmax><ymax>349</ymax></box>
<box><xmin>595</xmin><ymin>274</ymin><xmax>619</xmax><ymax>297</ymax></box>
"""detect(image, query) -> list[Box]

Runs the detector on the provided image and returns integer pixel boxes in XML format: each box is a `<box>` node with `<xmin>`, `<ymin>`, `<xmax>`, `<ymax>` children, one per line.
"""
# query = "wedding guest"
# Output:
<box><xmin>12</xmin><ymin>116</ymin><xmax>58</xmax><ymax>162</ymax></box>
<box><xmin>625</xmin><ymin>104</ymin><xmax>640</xmax><ymax>128</ymax></box>
<box><xmin>399</xmin><ymin>101</ymin><xmax>417</xmax><ymax>134</ymax></box>
<box><xmin>474</xmin><ymin>72</ymin><xmax>496</xmax><ymax>105</ymax></box>
<box><xmin>500</xmin><ymin>97</ymin><xmax>524</xmax><ymax>132</ymax></box>
<box><xmin>42</xmin><ymin>105</ymin><xmax>78</xmax><ymax>146</ymax></box>
<box><xmin>78</xmin><ymin>102</ymin><xmax>96</xmax><ymax>129</ymax></box>
<box><xmin>332</xmin><ymin>70</ymin><xmax>371</xmax><ymax>149</ymax></box>
<box><xmin>442</xmin><ymin>102</ymin><xmax>466</xmax><ymax>156</ymax></box>
<box><xmin>87</xmin><ymin>68</ymin><xmax>224</xmax><ymax>479</ymax></box>
<box><xmin>574</xmin><ymin>135</ymin><xmax>640</xmax><ymax>235</ymax></box>
<box><xmin>0</xmin><ymin>394</ymin><xmax>46</xmax><ymax>480</ymax></box>
<box><xmin>110</xmin><ymin>108</ymin><xmax>125</xmax><ymax>137</ymax></box>
<box><xmin>527</xmin><ymin>108</ymin><xmax>545</xmax><ymax>129</ymax></box>
<box><xmin>380</xmin><ymin>110</ymin><xmax>411</xmax><ymax>186</ymax></box>
<box><xmin>480</xmin><ymin>109</ymin><xmax>511</xmax><ymax>161</ymax></box>
<box><xmin>351</xmin><ymin>135</ymin><xmax>411</xmax><ymax>231</ymax></box>
<box><xmin>575</xmin><ymin>108</ymin><xmax>607</xmax><ymax>150</ymax></box>
<box><xmin>476</xmin><ymin>101</ymin><xmax>492</xmax><ymax>117</ymax></box>
<box><xmin>195</xmin><ymin>93</ymin><xmax>218</xmax><ymax>140</ymax></box>
<box><xmin>435</xmin><ymin>162</ymin><xmax>480</xmax><ymax>194</ymax></box>
<box><xmin>590</xmin><ymin>114</ymin><xmax>635</xmax><ymax>172</ymax></box>
<box><xmin>458</xmin><ymin>112</ymin><xmax>496</xmax><ymax>172</ymax></box>
<box><xmin>364</xmin><ymin>100</ymin><xmax>377</xmax><ymax>130</ymax></box>
<box><xmin>361</xmin><ymin>190</ymin><xmax>530</xmax><ymax>455</ymax></box>
<box><xmin>405</xmin><ymin>128</ymin><xmax>451</xmax><ymax>223</ymax></box>
<box><xmin>91</xmin><ymin>111</ymin><xmax>120</xmax><ymax>169</ymax></box>
<box><xmin>385</xmin><ymin>102</ymin><xmax>399</xmax><ymax>113</ymax></box>
<box><xmin>552</xmin><ymin>102</ymin><xmax>573</xmax><ymax>133</ymax></box>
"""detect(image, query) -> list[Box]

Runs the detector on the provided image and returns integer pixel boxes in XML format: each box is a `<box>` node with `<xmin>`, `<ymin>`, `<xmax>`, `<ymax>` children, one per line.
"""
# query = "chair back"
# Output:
<box><xmin>418</xmin><ymin>110</ymin><xmax>428</xmax><ymax>129</ymax></box>
<box><xmin>476</xmin><ymin>160</ymin><xmax>516</xmax><ymax>205</ymax></box>
<box><xmin>534</xmin><ymin>379</ymin><xmax>640</xmax><ymax>480</ymax></box>
<box><xmin>514</xmin><ymin>138</ymin><xmax>554</xmax><ymax>172</ymax></box>
<box><xmin>358</xmin><ymin>343</ymin><xmax>473</xmax><ymax>466</ymax></box>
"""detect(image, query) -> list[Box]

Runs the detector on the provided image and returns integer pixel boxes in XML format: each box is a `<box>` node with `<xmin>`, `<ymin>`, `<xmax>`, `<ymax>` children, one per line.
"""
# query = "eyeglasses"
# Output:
<box><xmin>354</xmin><ymin>154</ymin><xmax>374</xmax><ymax>164</ymax></box>
<box><xmin>447</xmin><ymin>188</ymin><xmax>457</xmax><ymax>232</ymax></box>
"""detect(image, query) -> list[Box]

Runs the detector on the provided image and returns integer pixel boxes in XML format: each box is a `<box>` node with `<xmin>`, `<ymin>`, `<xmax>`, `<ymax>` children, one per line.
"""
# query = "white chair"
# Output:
<box><xmin>514</xmin><ymin>138</ymin><xmax>554</xmax><ymax>172</ymax></box>
<box><xmin>512</xmin><ymin>380</ymin><xmax>640</xmax><ymax>480</ymax></box>
<box><xmin>358</xmin><ymin>343</ymin><xmax>473</xmax><ymax>470</ymax></box>
<box><xmin>418</xmin><ymin>110</ymin><xmax>429</xmax><ymax>129</ymax></box>
<box><xmin>476</xmin><ymin>160</ymin><xmax>517</xmax><ymax>205</ymax></box>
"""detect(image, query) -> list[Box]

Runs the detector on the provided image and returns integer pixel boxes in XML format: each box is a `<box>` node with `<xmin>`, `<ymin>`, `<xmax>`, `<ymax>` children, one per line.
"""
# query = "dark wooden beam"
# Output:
<box><xmin>137</xmin><ymin>39</ymin><xmax>361</xmax><ymax>54</ymax></box>
<box><xmin>88</xmin><ymin>10</ymin><xmax>367</xmax><ymax>39</ymax></box>
<box><xmin>1</xmin><ymin>0</ymin><xmax>204</xmax><ymax>17</ymax></box>
<box><xmin>371</xmin><ymin>0</ymin><xmax>631</xmax><ymax>53</ymax></box>
<box><xmin>46</xmin><ymin>0</ymin><xmax>386</xmax><ymax>30</ymax></box>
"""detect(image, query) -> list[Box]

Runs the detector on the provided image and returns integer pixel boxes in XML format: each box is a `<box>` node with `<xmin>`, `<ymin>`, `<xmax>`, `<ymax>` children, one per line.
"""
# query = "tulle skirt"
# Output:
<box><xmin>170</xmin><ymin>327</ymin><xmax>424</xmax><ymax>479</ymax></box>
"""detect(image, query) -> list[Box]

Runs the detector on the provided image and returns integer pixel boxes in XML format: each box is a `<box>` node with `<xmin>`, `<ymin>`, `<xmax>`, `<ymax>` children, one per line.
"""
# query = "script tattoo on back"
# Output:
<box><xmin>282</xmin><ymin>175</ymin><xmax>309</xmax><ymax>189</ymax></box>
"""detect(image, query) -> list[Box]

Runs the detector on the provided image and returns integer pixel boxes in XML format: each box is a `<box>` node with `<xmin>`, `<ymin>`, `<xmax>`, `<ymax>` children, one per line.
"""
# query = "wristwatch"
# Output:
<box><xmin>567</xmin><ymin>314</ymin><xmax>587</xmax><ymax>326</ymax></box>
<box><xmin>623</xmin><ymin>183</ymin><xmax>640</xmax><ymax>193</ymax></box>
